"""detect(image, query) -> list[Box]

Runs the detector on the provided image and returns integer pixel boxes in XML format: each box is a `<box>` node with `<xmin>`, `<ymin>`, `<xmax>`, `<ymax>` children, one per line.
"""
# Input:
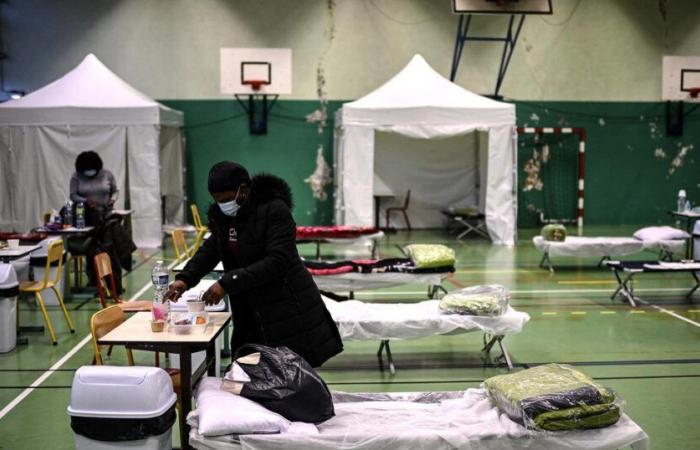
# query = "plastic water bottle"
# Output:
<box><xmin>63</xmin><ymin>201</ymin><xmax>73</xmax><ymax>228</ymax></box>
<box><xmin>75</xmin><ymin>202</ymin><xmax>85</xmax><ymax>229</ymax></box>
<box><xmin>677</xmin><ymin>190</ymin><xmax>687</xmax><ymax>213</ymax></box>
<box><xmin>151</xmin><ymin>261</ymin><xmax>170</xmax><ymax>322</ymax></box>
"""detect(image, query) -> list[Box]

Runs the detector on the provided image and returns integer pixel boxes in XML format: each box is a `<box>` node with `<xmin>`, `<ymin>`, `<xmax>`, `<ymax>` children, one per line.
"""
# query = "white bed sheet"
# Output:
<box><xmin>188</xmin><ymin>389</ymin><xmax>649</xmax><ymax>450</ymax></box>
<box><xmin>323</xmin><ymin>297</ymin><xmax>529</xmax><ymax>340</ymax></box>
<box><xmin>533</xmin><ymin>236</ymin><xmax>644</xmax><ymax>257</ymax></box>
<box><xmin>313</xmin><ymin>271</ymin><xmax>445</xmax><ymax>291</ymax></box>
<box><xmin>321</xmin><ymin>230</ymin><xmax>385</xmax><ymax>244</ymax></box>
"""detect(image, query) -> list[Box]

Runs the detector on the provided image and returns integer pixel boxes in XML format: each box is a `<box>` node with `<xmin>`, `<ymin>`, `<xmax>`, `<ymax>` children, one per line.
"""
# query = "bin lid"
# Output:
<box><xmin>67</xmin><ymin>366</ymin><xmax>177</xmax><ymax>419</ymax></box>
<box><xmin>0</xmin><ymin>264</ymin><xmax>19</xmax><ymax>290</ymax></box>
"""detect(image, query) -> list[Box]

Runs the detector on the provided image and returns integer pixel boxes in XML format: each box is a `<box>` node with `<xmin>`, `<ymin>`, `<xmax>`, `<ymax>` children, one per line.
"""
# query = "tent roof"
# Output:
<box><xmin>341</xmin><ymin>54</ymin><xmax>514</xmax><ymax>127</ymax></box>
<box><xmin>0</xmin><ymin>54</ymin><xmax>183</xmax><ymax>126</ymax></box>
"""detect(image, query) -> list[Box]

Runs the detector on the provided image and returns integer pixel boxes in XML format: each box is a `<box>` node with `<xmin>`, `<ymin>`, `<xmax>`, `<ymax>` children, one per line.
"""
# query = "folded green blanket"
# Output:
<box><xmin>439</xmin><ymin>285</ymin><xmax>508</xmax><ymax>316</ymax></box>
<box><xmin>484</xmin><ymin>364</ymin><xmax>620</xmax><ymax>431</ymax></box>
<box><xmin>404</xmin><ymin>244</ymin><xmax>456</xmax><ymax>269</ymax></box>
<box><xmin>541</xmin><ymin>224</ymin><xmax>567</xmax><ymax>242</ymax></box>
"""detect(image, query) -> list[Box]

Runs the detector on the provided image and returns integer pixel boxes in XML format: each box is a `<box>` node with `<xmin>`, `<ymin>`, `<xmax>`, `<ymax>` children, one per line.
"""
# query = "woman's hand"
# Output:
<box><xmin>164</xmin><ymin>280</ymin><xmax>188</xmax><ymax>302</ymax></box>
<box><xmin>201</xmin><ymin>282</ymin><xmax>226</xmax><ymax>305</ymax></box>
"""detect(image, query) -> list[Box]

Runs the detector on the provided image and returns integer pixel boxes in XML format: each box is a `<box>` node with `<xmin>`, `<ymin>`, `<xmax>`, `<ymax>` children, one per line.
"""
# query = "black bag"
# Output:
<box><xmin>234</xmin><ymin>344</ymin><xmax>335</xmax><ymax>423</ymax></box>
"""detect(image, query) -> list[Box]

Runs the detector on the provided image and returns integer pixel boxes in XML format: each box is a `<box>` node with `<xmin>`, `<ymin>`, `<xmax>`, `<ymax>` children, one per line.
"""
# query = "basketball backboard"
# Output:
<box><xmin>663</xmin><ymin>56</ymin><xmax>700</xmax><ymax>102</ymax></box>
<box><xmin>452</xmin><ymin>0</ymin><xmax>552</xmax><ymax>14</ymax></box>
<box><xmin>220</xmin><ymin>48</ymin><xmax>292</xmax><ymax>95</ymax></box>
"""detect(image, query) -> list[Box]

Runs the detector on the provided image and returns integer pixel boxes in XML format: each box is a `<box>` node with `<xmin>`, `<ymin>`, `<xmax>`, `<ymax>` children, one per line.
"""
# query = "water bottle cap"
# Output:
<box><xmin>679</xmin><ymin>189</ymin><xmax>687</xmax><ymax>197</ymax></box>
<box><xmin>156</xmin><ymin>260</ymin><xmax>163</xmax><ymax>264</ymax></box>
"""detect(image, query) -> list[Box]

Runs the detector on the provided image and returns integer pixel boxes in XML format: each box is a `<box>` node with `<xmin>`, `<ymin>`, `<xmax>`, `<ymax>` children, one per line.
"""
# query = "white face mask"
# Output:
<box><xmin>217</xmin><ymin>186</ymin><xmax>242</xmax><ymax>217</ymax></box>
<box><xmin>84</xmin><ymin>169</ymin><xmax>98</xmax><ymax>177</ymax></box>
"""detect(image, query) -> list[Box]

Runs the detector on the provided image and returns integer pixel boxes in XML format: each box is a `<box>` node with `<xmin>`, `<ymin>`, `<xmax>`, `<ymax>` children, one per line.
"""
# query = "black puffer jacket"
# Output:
<box><xmin>175</xmin><ymin>174</ymin><xmax>343</xmax><ymax>367</ymax></box>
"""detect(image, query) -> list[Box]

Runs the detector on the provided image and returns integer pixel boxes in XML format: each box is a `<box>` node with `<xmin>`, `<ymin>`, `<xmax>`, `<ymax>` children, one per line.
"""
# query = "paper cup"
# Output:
<box><xmin>7</xmin><ymin>239</ymin><xmax>19</xmax><ymax>248</ymax></box>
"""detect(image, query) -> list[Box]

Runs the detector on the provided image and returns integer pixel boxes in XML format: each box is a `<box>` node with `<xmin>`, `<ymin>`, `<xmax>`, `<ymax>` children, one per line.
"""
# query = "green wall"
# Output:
<box><xmin>161</xmin><ymin>100</ymin><xmax>340</xmax><ymax>226</ymax></box>
<box><xmin>163</xmin><ymin>99</ymin><xmax>700</xmax><ymax>228</ymax></box>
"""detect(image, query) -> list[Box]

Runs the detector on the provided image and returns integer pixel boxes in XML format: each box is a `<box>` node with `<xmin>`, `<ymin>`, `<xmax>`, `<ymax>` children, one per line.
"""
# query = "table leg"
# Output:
<box><xmin>374</xmin><ymin>197</ymin><xmax>380</xmax><ymax>229</ymax></box>
<box><xmin>179</xmin><ymin>347</ymin><xmax>192</xmax><ymax>450</ymax></box>
<box><xmin>206</xmin><ymin>342</ymin><xmax>216</xmax><ymax>376</ymax></box>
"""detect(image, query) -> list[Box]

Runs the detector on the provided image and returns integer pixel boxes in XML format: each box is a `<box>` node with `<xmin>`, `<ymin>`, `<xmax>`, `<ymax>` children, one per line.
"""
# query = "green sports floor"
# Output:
<box><xmin>1</xmin><ymin>226</ymin><xmax>699</xmax><ymax>449</ymax></box>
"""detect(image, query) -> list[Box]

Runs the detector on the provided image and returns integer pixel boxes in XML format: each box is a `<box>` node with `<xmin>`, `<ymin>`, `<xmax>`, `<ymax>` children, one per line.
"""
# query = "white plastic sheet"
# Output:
<box><xmin>313</xmin><ymin>272</ymin><xmax>445</xmax><ymax>292</ymax></box>
<box><xmin>323</xmin><ymin>297</ymin><xmax>529</xmax><ymax>341</ymax></box>
<box><xmin>188</xmin><ymin>389</ymin><xmax>649</xmax><ymax>450</ymax></box>
<box><xmin>533</xmin><ymin>236</ymin><xmax>644</xmax><ymax>258</ymax></box>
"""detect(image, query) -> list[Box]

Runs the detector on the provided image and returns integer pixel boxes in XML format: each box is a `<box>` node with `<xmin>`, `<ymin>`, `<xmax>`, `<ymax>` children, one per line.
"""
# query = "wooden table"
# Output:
<box><xmin>99</xmin><ymin>311</ymin><xmax>231</xmax><ymax>450</ymax></box>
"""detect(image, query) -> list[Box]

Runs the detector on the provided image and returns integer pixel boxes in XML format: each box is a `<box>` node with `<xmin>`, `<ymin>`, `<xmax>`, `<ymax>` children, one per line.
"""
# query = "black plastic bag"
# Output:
<box><xmin>233</xmin><ymin>344</ymin><xmax>335</xmax><ymax>423</ymax></box>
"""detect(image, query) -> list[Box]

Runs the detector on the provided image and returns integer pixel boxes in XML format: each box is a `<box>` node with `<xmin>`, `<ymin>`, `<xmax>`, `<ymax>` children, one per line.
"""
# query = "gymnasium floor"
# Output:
<box><xmin>1</xmin><ymin>226</ymin><xmax>699</xmax><ymax>449</ymax></box>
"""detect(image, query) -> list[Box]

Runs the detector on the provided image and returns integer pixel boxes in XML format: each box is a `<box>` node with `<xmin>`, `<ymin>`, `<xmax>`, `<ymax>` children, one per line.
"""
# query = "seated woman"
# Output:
<box><xmin>70</xmin><ymin>151</ymin><xmax>118</xmax><ymax>226</ymax></box>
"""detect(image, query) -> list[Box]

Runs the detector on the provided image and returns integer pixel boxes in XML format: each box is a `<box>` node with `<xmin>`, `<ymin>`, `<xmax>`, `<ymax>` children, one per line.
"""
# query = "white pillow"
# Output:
<box><xmin>195</xmin><ymin>377</ymin><xmax>290</xmax><ymax>437</ymax></box>
<box><xmin>633</xmin><ymin>226</ymin><xmax>689</xmax><ymax>242</ymax></box>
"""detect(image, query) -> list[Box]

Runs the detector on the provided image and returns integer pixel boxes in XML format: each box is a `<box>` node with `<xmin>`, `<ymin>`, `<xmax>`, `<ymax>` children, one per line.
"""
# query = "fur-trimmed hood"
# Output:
<box><xmin>207</xmin><ymin>173</ymin><xmax>293</xmax><ymax>224</ymax></box>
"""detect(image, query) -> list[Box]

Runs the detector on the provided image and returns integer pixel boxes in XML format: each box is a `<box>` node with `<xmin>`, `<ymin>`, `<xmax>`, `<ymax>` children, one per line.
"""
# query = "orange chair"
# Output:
<box><xmin>94</xmin><ymin>252</ymin><xmax>152</xmax><ymax>312</ymax></box>
<box><xmin>19</xmin><ymin>239</ymin><xmax>74</xmax><ymax>344</ymax></box>
<box><xmin>385</xmin><ymin>190</ymin><xmax>412</xmax><ymax>231</ymax></box>
<box><xmin>171</xmin><ymin>228</ymin><xmax>192</xmax><ymax>261</ymax></box>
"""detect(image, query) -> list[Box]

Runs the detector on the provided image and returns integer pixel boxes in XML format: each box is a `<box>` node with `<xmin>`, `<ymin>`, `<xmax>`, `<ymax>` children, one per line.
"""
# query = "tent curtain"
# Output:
<box><xmin>159</xmin><ymin>126</ymin><xmax>185</xmax><ymax>226</ymax></box>
<box><xmin>126</xmin><ymin>125</ymin><xmax>162</xmax><ymax>248</ymax></box>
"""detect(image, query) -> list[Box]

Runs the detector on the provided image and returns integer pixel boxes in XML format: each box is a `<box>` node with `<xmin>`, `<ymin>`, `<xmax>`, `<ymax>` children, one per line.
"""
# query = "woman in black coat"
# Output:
<box><xmin>165</xmin><ymin>161</ymin><xmax>343</xmax><ymax>367</ymax></box>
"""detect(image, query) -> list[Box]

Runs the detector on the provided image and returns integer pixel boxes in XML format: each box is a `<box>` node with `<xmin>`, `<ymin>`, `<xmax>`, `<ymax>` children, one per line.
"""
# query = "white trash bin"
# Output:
<box><xmin>0</xmin><ymin>264</ymin><xmax>19</xmax><ymax>353</ymax></box>
<box><xmin>68</xmin><ymin>366</ymin><xmax>177</xmax><ymax>450</ymax></box>
<box><xmin>29</xmin><ymin>237</ymin><xmax>67</xmax><ymax>306</ymax></box>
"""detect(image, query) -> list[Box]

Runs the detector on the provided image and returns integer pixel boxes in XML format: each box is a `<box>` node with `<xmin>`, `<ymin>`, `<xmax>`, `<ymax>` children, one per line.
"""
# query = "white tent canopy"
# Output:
<box><xmin>0</xmin><ymin>54</ymin><xmax>185</xmax><ymax>247</ymax></box>
<box><xmin>334</xmin><ymin>54</ymin><xmax>517</xmax><ymax>245</ymax></box>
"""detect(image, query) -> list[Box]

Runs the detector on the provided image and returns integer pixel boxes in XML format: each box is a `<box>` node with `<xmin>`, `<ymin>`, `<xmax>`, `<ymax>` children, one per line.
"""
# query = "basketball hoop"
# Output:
<box><xmin>689</xmin><ymin>87</ymin><xmax>700</xmax><ymax>99</ymax></box>
<box><xmin>244</xmin><ymin>80</ymin><xmax>266</xmax><ymax>92</ymax></box>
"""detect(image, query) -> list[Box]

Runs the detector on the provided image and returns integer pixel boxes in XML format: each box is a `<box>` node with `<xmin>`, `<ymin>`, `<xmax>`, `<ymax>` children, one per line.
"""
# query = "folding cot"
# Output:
<box><xmin>187</xmin><ymin>389</ymin><xmax>649</xmax><ymax>450</ymax></box>
<box><xmin>322</xmin><ymin>295</ymin><xmax>529</xmax><ymax>374</ymax></box>
<box><xmin>604</xmin><ymin>260</ymin><xmax>700</xmax><ymax>307</ymax></box>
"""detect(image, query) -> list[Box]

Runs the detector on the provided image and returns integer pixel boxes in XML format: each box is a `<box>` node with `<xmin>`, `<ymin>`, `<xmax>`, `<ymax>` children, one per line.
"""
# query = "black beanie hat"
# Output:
<box><xmin>208</xmin><ymin>161</ymin><xmax>251</xmax><ymax>193</ymax></box>
<box><xmin>75</xmin><ymin>151</ymin><xmax>103</xmax><ymax>173</ymax></box>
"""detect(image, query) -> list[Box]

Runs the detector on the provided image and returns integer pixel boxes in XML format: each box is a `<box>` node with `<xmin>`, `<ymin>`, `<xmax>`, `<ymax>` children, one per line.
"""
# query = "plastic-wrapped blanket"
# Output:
<box><xmin>323</xmin><ymin>296</ymin><xmax>528</xmax><ymax>340</ymax></box>
<box><xmin>532</xmin><ymin>236</ymin><xmax>643</xmax><ymax>257</ymax></box>
<box><xmin>541</xmin><ymin>224</ymin><xmax>567</xmax><ymax>242</ymax></box>
<box><xmin>439</xmin><ymin>285</ymin><xmax>509</xmax><ymax>316</ymax></box>
<box><xmin>188</xmin><ymin>389</ymin><xmax>649</xmax><ymax>450</ymax></box>
<box><xmin>405</xmin><ymin>244</ymin><xmax>456</xmax><ymax>269</ymax></box>
<box><xmin>484</xmin><ymin>364</ymin><xmax>620</xmax><ymax>431</ymax></box>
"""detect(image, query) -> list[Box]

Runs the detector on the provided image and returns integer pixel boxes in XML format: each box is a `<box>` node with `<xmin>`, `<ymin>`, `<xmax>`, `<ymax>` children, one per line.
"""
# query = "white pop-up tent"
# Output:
<box><xmin>0</xmin><ymin>54</ymin><xmax>185</xmax><ymax>247</ymax></box>
<box><xmin>334</xmin><ymin>54</ymin><xmax>517</xmax><ymax>245</ymax></box>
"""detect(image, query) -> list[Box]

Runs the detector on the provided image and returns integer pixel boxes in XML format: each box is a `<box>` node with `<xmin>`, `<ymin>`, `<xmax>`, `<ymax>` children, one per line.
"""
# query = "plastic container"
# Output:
<box><xmin>29</xmin><ymin>237</ymin><xmax>67</xmax><ymax>306</ymax></box>
<box><xmin>0</xmin><ymin>264</ymin><xmax>19</xmax><ymax>353</ymax></box>
<box><xmin>67</xmin><ymin>366</ymin><xmax>177</xmax><ymax>450</ymax></box>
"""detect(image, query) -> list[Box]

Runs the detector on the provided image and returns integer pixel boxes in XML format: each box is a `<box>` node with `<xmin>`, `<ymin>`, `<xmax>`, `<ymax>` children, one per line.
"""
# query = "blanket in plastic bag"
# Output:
<box><xmin>483</xmin><ymin>364</ymin><xmax>621</xmax><ymax>431</ymax></box>
<box><xmin>439</xmin><ymin>285</ymin><xmax>509</xmax><ymax>316</ymax></box>
<box><xmin>541</xmin><ymin>224</ymin><xmax>567</xmax><ymax>242</ymax></box>
<box><xmin>222</xmin><ymin>344</ymin><xmax>335</xmax><ymax>424</ymax></box>
<box><xmin>404</xmin><ymin>244</ymin><xmax>456</xmax><ymax>269</ymax></box>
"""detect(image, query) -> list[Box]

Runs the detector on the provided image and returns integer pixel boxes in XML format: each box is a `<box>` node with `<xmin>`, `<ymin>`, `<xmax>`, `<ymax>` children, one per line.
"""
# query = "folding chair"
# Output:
<box><xmin>190</xmin><ymin>204</ymin><xmax>209</xmax><ymax>252</ymax></box>
<box><xmin>385</xmin><ymin>190</ymin><xmax>412</xmax><ymax>231</ymax></box>
<box><xmin>171</xmin><ymin>228</ymin><xmax>192</xmax><ymax>261</ymax></box>
<box><xmin>19</xmin><ymin>239</ymin><xmax>75</xmax><ymax>344</ymax></box>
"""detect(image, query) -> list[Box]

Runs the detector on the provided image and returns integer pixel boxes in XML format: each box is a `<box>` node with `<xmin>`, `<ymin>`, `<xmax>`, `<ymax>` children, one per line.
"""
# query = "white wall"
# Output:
<box><xmin>4</xmin><ymin>0</ymin><xmax>700</xmax><ymax>101</ymax></box>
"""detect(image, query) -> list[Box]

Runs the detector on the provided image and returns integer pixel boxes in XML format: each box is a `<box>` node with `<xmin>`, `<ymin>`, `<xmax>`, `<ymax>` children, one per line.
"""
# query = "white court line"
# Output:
<box><xmin>0</xmin><ymin>256</ymin><xmax>176</xmax><ymax>422</ymax></box>
<box><xmin>637</xmin><ymin>298</ymin><xmax>700</xmax><ymax>328</ymax></box>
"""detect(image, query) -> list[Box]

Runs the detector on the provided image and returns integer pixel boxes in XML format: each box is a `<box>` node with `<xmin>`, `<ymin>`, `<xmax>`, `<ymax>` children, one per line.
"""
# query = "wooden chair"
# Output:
<box><xmin>94</xmin><ymin>252</ymin><xmax>152</xmax><ymax>312</ymax></box>
<box><xmin>90</xmin><ymin>305</ymin><xmax>184</xmax><ymax>437</ymax></box>
<box><xmin>385</xmin><ymin>190</ymin><xmax>412</xmax><ymax>231</ymax></box>
<box><xmin>19</xmin><ymin>239</ymin><xmax>75</xmax><ymax>345</ymax></box>
<box><xmin>190</xmin><ymin>204</ymin><xmax>208</xmax><ymax>252</ymax></box>
<box><xmin>171</xmin><ymin>228</ymin><xmax>191</xmax><ymax>261</ymax></box>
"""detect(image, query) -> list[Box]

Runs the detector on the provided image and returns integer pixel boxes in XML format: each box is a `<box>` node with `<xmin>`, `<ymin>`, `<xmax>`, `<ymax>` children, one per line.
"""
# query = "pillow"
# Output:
<box><xmin>195</xmin><ymin>377</ymin><xmax>290</xmax><ymax>437</ymax></box>
<box><xmin>633</xmin><ymin>226</ymin><xmax>689</xmax><ymax>242</ymax></box>
<box><xmin>541</xmin><ymin>224</ymin><xmax>567</xmax><ymax>242</ymax></box>
<box><xmin>404</xmin><ymin>244</ymin><xmax>456</xmax><ymax>269</ymax></box>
